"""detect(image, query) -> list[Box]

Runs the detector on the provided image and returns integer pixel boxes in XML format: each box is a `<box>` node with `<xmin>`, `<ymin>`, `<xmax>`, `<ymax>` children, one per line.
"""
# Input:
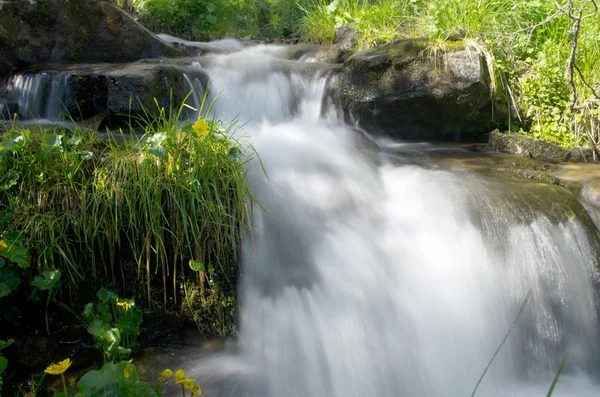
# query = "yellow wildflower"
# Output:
<box><xmin>192</xmin><ymin>119</ymin><xmax>209</xmax><ymax>137</ymax></box>
<box><xmin>116</xmin><ymin>301</ymin><xmax>131</xmax><ymax>310</ymax></box>
<box><xmin>124</xmin><ymin>364</ymin><xmax>133</xmax><ymax>379</ymax></box>
<box><xmin>185</xmin><ymin>382</ymin><xmax>202</xmax><ymax>395</ymax></box>
<box><xmin>44</xmin><ymin>358</ymin><xmax>72</xmax><ymax>375</ymax></box>
<box><xmin>175</xmin><ymin>369</ymin><xmax>186</xmax><ymax>382</ymax></box>
<box><xmin>161</xmin><ymin>369</ymin><xmax>173</xmax><ymax>379</ymax></box>
<box><xmin>0</xmin><ymin>240</ymin><xmax>7</xmax><ymax>250</ymax></box>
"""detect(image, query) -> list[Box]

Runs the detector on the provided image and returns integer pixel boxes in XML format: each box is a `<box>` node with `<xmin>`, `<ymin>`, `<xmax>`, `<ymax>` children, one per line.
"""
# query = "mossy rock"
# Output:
<box><xmin>341</xmin><ymin>39</ymin><xmax>503</xmax><ymax>142</ymax></box>
<box><xmin>0</xmin><ymin>0</ymin><xmax>182</xmax><ymax>78</ymax></box>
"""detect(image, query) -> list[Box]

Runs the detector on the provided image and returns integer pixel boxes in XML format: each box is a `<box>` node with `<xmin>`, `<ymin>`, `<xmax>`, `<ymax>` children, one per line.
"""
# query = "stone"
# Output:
<box><xmin>3</xmin><ymin>63</ymin><xmax>186</xmax><ymax>127</ymax></box>
<box><xmin>488</xmin><ymin>130</ymin><xmax>596</xmax><ymax>163</ymax></box>
<box><xmin>0</xmin><ymin>0</ymin><xmax>182</xmax><ymax>78</ymax></box>
<box><xmin>341</xmin><ymin>39</ymin><xmax>500</xmax><ymax>141</ymax></box>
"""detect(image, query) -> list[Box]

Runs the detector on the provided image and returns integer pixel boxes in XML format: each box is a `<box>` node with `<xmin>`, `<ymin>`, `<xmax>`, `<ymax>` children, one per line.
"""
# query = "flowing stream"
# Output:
<box><xmin>183</xmin><ymin>43</ymin><xmax>600</xmax><ymax>397</ymax></box>
<box><xmin>7</xmin><ymin>41</ymin><xmax>600</xmax><ymax>396</ymax></box>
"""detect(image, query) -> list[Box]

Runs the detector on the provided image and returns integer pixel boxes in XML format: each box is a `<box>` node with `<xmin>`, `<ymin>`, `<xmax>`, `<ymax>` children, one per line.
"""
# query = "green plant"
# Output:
<box><xmin>82</xmin><ymin>289</ymin><xmax>143</xmax><ymax>362</ymax></box>
<box><xmin>0</xmin><ymin>97</ymin><xmax>254</xmax><ymax>332</ymax></box>
<box><xmin>0</xmin><ymin>338</ymin><xmax>15</xmax><ymax>394</ymax></box>
<box><xmin>76</xmin><ymin>361</ymin><xmax>158</xmax><ymax>397</ymax></box>
<box><xmin>32</xmin><ymin>269</ymin><xmax>62</xmax><ymax>335</ymax></box>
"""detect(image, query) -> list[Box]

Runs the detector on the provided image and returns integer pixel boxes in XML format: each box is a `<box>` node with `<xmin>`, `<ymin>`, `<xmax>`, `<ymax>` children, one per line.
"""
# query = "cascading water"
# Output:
<box><xmin>179</xmin><ymin>44</ymin><xmax>600</xmax><ymax>397</ymax></box>
<box><xmin>10</xmin><ymin>73</ymin><xmax>70</xmax><ymax>120</ymax></box>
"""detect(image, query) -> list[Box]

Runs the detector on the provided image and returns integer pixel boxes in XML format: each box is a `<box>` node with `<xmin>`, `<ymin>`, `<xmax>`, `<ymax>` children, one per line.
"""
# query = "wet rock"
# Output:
<box><xmin>341</xmin><ymin>39</ymin><xmax>499</xmax><ymax>141</ymax></box>
<box><xmin>0</xmin><ymin>0</ymin><xmax>182</xmax><ymax>78</ymax></box>
<box><xmin>138</xmin><ymin>313</ymin><xmax>185</xmax><ymax>347</ymax></box>
<box><xmin>333</xmin><ymin>23</ymin><xmax>359</xmax><ymax>62</ymax></box>
<box><xmin>10</xmin><ymin>336</ymin><xmax>64</xmax><ymax>371</ymax></box>
<box><xmin>6</xmin><ymin>63</ymin><xmax>185</xmax><ymax>126</ymax></box>
<box><xmin>488</xmin><ymin>130</ymin><xmax>596</xmax><ymax>163</ymax></box>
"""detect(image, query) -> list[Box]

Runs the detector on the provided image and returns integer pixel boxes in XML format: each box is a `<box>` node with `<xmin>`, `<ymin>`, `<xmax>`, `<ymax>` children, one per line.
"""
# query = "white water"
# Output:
<box><xmin>182</xmin><ymin>45</ymin><xmax>600</xmax><ymax>397</ymax></box>
<box><xmin>10</xmin><ymin>73</ymin><xmax>70</xmax><ymax>120</ymax></box>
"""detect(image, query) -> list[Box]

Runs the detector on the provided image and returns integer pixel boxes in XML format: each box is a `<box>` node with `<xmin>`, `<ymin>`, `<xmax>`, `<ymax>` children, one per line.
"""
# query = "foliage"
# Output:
<box><xmin>75</xmin><ymin>361</ymin><xmax>158</xmax><ymax>397</ymax></box>
<box><xmin>0</xmin><ymin>100</ymin><xmax>254</xmax><ymax>332</ymax></box>
<box><xmin>183</xmin><ymin>259</ymin><xmax>236</xmax><ymax>335</ymax></box>
<box><xmin>82</xmin><ymin>289</ymin><xmax>143</xmax><ymax>362</ymax></box>
<box><xmin>31</xmin><ymin>358</ymin><xmax>201</xmax><ymax>397</ymax></box>
<box><xmin>0</xmin><ymin>233</ymin><xmax>29</xmax><ymax>299</ymax></box>
<box><xmin>134</xmin><ymin>0</ymin><xmax>260</xmax><ymax>39</ymax></box>
<box><xmin>0</xmin><ymin>338</ymin><xmax>15</xmax><ymax>394</ymax></box>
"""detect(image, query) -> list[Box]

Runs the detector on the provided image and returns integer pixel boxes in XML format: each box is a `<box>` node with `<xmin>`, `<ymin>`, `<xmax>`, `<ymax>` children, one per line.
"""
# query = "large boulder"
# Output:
<box><xmin>0</xmin><ymin>0</ymin><xmax>181</xmax><ymax>77</ymax></box>
<box><xmin>341</xmin><ymin>39</ymin><xmax>500</xmax><ymax>141</ymax></box>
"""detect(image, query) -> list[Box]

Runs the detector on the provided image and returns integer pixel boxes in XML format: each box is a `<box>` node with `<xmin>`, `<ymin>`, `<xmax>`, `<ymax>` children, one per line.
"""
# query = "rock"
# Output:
<box><xmin>341</xmin><ymin>39</ymin><xmax>499</xmax><ymax>141</ymax></box>
<box><xmin>5</xmin><ymin>63</ymin><xmax>186</xmax><ymax>126</ymax></box>
<box><xmin>0</xmin><ymin>0</ymin><xmax>182</xmax><ymax>78</ymax></box>
<box><xmin>290</xmin><ymin>25</ymin><xmax>360</xmax><ymax>64</ymax></box>
<box><xmin>488</xmin><ymin>130</ymin><xmax>596</xmax><ymax>163</ymax></box>
<box><xmin>11</xmin><ymin>336</ymin><xmax>64</xmax><ymax>370</ymax></box>
<box><xmin>332</xmin><ymin>23</ymin><xmax>359</xmax><ymax>61</ymax></box>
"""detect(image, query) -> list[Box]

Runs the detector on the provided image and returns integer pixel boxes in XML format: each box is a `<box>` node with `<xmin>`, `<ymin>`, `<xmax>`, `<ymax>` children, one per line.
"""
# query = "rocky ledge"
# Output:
<box><xmin>488</xmin><ymin>130</ymin><xmax>596</xmax><ymax>163</ymax></box>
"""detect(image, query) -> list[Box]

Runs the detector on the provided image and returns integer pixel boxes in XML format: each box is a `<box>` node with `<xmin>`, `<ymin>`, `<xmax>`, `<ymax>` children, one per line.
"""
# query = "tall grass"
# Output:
<box><xmin>0</xmin><ymin>98</ymin><xmax>254</xmax><ymax>334</ymax></box>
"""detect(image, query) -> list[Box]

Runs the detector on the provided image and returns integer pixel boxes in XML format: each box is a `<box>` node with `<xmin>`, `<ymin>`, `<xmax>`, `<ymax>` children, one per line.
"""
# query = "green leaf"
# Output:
<box><xmin>32</xmin><ymin>269</ymin><xmax>61</xmax><ymax>291</ymax></box>
<box><xmin>76</xmin><ymin>361</ymin><xmax>157</xmax><ymax>397</ymax></box>
<box><xmin>0</xmin><ymin>356</ymin><xmax>8</xmax><ymax>375</ymax></box>
<box><xmin>0</xmin><ymin>139</ymin><xmax>18</xmax><ymax>158</ymax></box>
<box><xmin>0</xmin><ymin>268</ymin><xmax>21</xmax><ymax>297</ymax></box>
<box><xmin>0</xmin><ymin>169</ymin><xmax>19</xmax><ymax>190</ymax></box>
<box><xmin>228</xmin><ymin>147</ymin><xmax>242</xmax><ymax>161</ymax></box>
<box><xmin>97</xmin><ymin>288</ymin><xmax>117</xmax><ymax>303</ymax></box>
<box><xmin>189</xmin><ymin>259</ymin><xmax>204</xmax><ymax>272</ymax></box>
<box><xmin>68</xmin><ymin>135</ymin><xmax>83</xmax><ymax>146</ymax></box>
<box><xmin>78</xmin><ymin>150</ymin><xmax>94</xmax><ymax>161</ymax></box>
<box><xmin>0</xmin><ymin>233</ymin><xmax>29</xmax><ymax>268</ymax></box>
<box><xmin>206</xmin><ymin>2</ymin><xmax>215</xmax><ymax>12</ymax></box>
<box><xmin>0</xmin><ymin>283</ymin><xmax>11</xmax><ymax>298</ymax></box>
<box><xmin>42</xmin><ymin>134</ymin><xmax>64</xmax><ymax>154</ymax></box>
<box><xmin>145</xmin><ymin>133</ymin><xmax>167</xmax><ymax>157</ymax></box>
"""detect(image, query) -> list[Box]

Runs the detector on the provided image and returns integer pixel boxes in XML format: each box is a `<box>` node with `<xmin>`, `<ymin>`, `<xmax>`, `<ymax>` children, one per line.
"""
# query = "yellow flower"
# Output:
<box><xmin>175</xmin><ymin>377</ymin><xmax>197</xmax><ymax>385</ymax></box>
<box><xmin>161</xmin><ymin>369</ymin><xmax>173</xmax><ymax>379</ymax></box>
<box><xmin>175</xmin><ymin>369</ymin><xmax>186</xmax><ymax>382</ymax></box>
<box><xmin>0</xmin><ymin>240</ymin><xmax>7</xmax><ymax>250</ymax></box>
<box><xmin>185</xmin><ymin>382</ymin><xmax>202</xmax><ymax>395</ymax></box>
<box><xmin>124</xmin><ymin>364</ymin><xmax>133</xmax><ymax>379</ymax></box>
<box><xmin>192</xmin><ymin>119</ymin><xmax>209</xmax><ymax>137</ymax></box>
<box><xmin>116</xmin><ymin>301</ymin><xmax>131</xmax><ymax>310</ymax></box>
<box><xmin>44</xmin><ymin>358</ymin><xmax>72</xmax><ymax>375</ymax></box>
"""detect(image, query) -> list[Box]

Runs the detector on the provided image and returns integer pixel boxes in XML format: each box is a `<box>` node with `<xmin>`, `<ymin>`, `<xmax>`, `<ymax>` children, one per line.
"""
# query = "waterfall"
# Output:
<box><xmin>185</xmin><ymin>45</ymin><xmax>600</xmax><ymax>397</ymax></box>
<box><xmin>10</xmin><ymin>73</ymin><xmax>71</xmax><ymax>120</ymax></box>
<box><xmin>6</xmin><ymin>40</ymin><xmax>600</xmax><ymax>396</ymax></box>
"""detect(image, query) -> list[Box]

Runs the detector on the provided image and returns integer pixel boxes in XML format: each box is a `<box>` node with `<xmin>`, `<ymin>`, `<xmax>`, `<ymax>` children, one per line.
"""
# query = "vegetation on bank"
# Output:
<box><xmin>125</xmin><ymin>0</ymin><xmax>600</xmax><ymax>149</ymax></box>
<box><xmin>0</xmin><ymin>101</ymin><xmax>254</xmax><ymax>343</ymax></box>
